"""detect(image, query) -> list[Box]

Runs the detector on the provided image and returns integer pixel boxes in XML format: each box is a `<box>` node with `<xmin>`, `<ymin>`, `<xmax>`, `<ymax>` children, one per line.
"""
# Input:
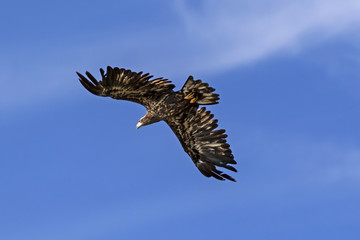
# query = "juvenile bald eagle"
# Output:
<box><xmin>77</xmin><ymin>66</ymin><xmax>237</xmax><ymax>181</ymax></box>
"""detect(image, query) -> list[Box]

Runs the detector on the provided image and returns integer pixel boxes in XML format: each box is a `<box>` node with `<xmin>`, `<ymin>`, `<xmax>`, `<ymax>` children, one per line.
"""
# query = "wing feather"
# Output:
<box><xmin>166</xmin><ymin>107</ymin><xmax>237</xmax><ymax>182</ymax></box>
<box><xmin>77</xmin><ymin>66</ymin><xmax>175</xmax><ymax>107</ymax></box>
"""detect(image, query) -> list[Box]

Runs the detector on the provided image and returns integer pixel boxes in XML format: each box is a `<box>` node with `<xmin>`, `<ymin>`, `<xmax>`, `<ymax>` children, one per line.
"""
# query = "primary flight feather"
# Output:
<box><xmin>77</xmin><ymin>66</ymin><xmax>237</xmax><ymax>181</ymax></box>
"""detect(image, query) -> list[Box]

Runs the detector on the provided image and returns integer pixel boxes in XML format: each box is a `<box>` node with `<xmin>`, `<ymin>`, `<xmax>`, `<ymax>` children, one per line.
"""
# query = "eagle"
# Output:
<box><xmin>77</xmin><ymin>66</ymin><xmax>237</xmax><ymax>181</ymax></box>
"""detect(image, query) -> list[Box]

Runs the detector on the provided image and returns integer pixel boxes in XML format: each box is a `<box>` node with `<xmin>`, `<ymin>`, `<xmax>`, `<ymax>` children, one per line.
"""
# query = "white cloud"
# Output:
<box><xmin>2</xmin><ymin>0</ymin><xmax>360</xmax><ymax>113</ymax></box>
<box><xmin>174</xmin><ymin>0</ymin><xmax>360</xmax><ymax>72</ymax></box>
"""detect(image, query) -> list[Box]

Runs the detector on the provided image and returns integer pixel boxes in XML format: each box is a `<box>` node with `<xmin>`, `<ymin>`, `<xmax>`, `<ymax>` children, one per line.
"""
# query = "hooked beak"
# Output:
<box><xmin>136</xmin><ymin>122</ymin><xmax>143</xmax><ymax>130</ymax></box>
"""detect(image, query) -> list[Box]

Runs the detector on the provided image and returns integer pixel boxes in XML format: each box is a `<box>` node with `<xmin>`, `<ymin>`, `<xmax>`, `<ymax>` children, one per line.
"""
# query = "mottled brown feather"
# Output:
<box><xmin>77</xmin><ymin>66</ymin><xmax>175</xmax><ymax>108</ymax></box>
<box><xmin>78</xmin><ymin>66</ymin><xmax>237</xmax><ymax>182</ymax></box>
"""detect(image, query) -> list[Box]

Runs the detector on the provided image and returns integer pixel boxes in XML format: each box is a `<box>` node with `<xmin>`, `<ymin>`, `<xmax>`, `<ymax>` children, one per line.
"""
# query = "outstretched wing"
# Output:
<box><xmin>166</xmin><ymin>107</ymin><xmax>237</xmax><ymax>181</ymax></box>
<box><xmin>77</xmin><ymin>66</ymin><xmax>175</xmax><ymax>108</ymax></box>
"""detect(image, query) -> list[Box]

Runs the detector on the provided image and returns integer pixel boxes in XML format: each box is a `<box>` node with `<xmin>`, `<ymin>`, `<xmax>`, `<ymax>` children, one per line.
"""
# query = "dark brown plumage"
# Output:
<box><xmin>77</xmin><ymin>66</ymin><xmax>237</xmax><ymax>181</ymax></box>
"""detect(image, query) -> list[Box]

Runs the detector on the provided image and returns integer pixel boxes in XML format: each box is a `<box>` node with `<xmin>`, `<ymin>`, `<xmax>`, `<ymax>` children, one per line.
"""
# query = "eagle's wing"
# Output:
<box><xmin>166</xmin><ymin>107</ymin><xmax>237</xmax><ymax>181</ymax></box>
<box><xmin>77</xmin><ymin>66</ymin><xmax>175</xmax><ymax>108</ymax></box>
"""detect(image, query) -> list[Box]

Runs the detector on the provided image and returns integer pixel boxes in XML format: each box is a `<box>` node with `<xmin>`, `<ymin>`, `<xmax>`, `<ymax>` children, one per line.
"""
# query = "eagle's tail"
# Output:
<box><xmin>181</xmin><ymin>76</ymin><xmax>219</xmax><ymax>105</ymax></box>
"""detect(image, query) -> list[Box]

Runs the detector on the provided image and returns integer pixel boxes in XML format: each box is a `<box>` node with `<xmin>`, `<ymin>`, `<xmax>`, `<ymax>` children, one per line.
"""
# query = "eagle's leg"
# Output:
<box><xmin>184</xmin><ymin>92</ymin><xmax>194</xmax><ymax>100</ymax></box>
<box><xmin>185</xmin><ymin>92</ymin><xmax>198</xmax><ymax>103</ymax></box>
<box><xmin>190</xmin><ymin>97</ymin><xmax>198</xmax><ymax>103</ymax></box>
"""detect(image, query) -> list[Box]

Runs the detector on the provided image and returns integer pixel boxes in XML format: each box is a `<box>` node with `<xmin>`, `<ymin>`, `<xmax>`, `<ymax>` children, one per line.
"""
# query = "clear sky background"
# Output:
<box><xmin>1</xmin><ymin>0</ymin><xmax>360</xmax><ymax>239</ymax></box>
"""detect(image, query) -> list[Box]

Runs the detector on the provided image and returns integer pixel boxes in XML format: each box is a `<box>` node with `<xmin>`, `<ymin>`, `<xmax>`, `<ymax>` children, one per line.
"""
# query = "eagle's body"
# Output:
<box><xmin>77</xmin><ymin>66</ymin><xmax>237</xmax><ymax>181</ymax></box>
<box><xmin>137</xmin><ymin>91</ymin><xmax>189</xmax><ymax>127</ymax></box>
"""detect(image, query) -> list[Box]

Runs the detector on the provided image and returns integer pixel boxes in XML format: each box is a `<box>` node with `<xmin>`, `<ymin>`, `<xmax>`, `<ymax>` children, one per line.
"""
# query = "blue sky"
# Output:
<box><xmin>1</xmin><ymin>0</ymin><xmax>360</xmax><ymax>239</ymax></box>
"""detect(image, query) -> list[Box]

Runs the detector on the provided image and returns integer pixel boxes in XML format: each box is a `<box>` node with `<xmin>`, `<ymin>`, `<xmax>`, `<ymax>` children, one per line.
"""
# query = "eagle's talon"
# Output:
<box><xmin>190</xmin><ymin>97</ymin><xmax>198</xmax><ymax>103</ymax></box>
<box><xmin>184</xmin><ymin>92</ymin><xmax>194</xmax><ymax>100</ymax></box>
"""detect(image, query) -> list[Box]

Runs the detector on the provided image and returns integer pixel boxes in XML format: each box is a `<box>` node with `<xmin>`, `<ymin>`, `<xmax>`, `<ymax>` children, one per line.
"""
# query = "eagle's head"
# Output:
<box><xmin>136</xmin><ymin>119</ymin><xmax>145</xmax><ymax>129</ymax></box>
<box><xmin>136</xmin><ymin>112</ymin><xmax>161</xmax><ymax>129</ymax></box>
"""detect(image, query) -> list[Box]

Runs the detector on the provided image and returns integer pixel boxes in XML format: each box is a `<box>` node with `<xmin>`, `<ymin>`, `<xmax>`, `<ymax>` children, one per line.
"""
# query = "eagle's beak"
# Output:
<box><xmin>136</xmin><ymin>122</ymin><xmax>142</xmax><ymax>130</ymax></box>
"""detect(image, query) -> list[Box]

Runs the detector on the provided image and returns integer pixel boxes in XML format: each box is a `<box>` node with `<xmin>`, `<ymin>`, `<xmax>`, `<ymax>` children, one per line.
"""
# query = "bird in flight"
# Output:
<box><xmin>77</xmin><ymin>66</ymin><xmax>237</xmax><ymax>181</ymax></box>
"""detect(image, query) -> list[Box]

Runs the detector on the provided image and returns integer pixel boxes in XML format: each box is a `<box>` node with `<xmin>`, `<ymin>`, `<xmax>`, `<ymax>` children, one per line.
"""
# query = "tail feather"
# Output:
<box><xmin>181</xmin><ymin>76</ymin><xmax>219</xmax><ymax>105</ymax></box>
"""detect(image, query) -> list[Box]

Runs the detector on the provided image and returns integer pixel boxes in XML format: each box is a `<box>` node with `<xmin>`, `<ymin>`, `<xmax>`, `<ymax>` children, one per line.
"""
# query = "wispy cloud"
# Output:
<box><xmin>4</xmin><ymin>132</ymin><xmax>359</xmax><ymax>240</ymax></box>
<box><xmin>2</xmin><ymin>0</ymin><xmax>360</xmax><ymax>113</ymax></box>
<box><xmin>309</xmin><ymin>144</ymin><xmax>360</xmax><ymax>185</ymax></box>
<box><xmin>237</xmin><ymin>129</ymin><xmax>360</xmax><ymax>187</ymax></box>
<box><xmin>174</xmin><ymin>0</ymin><xmax>360</xmax><ymax>72</ymax></box>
